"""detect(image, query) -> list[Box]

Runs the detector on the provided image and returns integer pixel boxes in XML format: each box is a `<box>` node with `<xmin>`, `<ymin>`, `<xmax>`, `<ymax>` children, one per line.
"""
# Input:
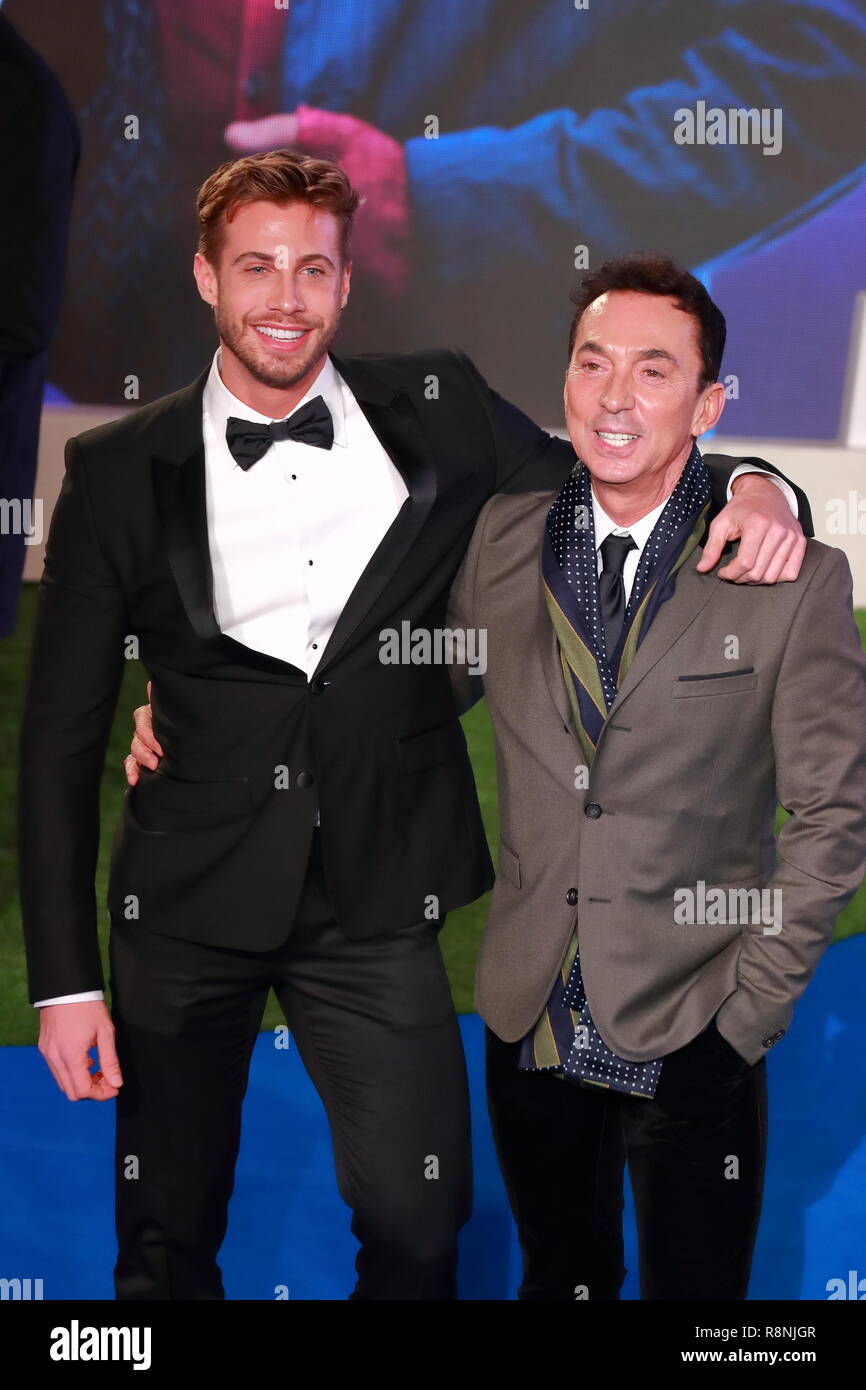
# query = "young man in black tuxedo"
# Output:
<box><xmin>19</xmin><ymin>150</ymin><xmax>810</xmax><ymax>1300</ymax></box>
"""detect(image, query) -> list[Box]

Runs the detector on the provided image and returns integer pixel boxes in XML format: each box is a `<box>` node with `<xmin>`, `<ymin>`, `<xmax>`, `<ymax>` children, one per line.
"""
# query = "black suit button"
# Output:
<box><xmin>762</xmin><ymin>1036</ymin><xmax>774</xmax><ymax>1048</ymax></box>
<box><xmin>774</xmin><ymin>1029</ymin><xmax>785</xmax><ymax>1040</ymax></box>
<box><xmin>566</xmin><ymin>888</ymin><xmax>578</xmax><ymax>906</ymax></box>
<box><xmin>584</xmin><ymin>802</ymin><xmax>602</xmax><ymax>819</ymax></box>
<box><xmin>296</xmin><ymin>771</ymin><xmax>314</xmax><ymax>789</ymax></box>
<box><xmin>310</xmin><ymin>677</ymin><xmax>324</xmax><ymax>695</ymax></box>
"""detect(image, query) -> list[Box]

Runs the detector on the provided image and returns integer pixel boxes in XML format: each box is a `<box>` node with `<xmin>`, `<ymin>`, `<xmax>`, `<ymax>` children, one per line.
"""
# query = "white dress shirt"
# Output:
<box><xmin>36</xmin><ymin>434</ymin><xmax>795</xmax><ymax>1006</ymax></box>
<box><xmin>203</xmin><ymin>349</ymin><xmax>408</xmax><ymax>674</ymax></box>
<box><xmin>592</xmin><ymin>492</ymin><xmax>666</xmax><ymax>599</ymax></box>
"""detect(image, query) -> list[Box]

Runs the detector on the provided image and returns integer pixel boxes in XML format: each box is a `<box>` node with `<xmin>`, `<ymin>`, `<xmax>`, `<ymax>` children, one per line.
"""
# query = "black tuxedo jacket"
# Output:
<box><xmin>17</xmin><ymin>349</ymin><xmax>812</xmax><ymax>1002</ymax></box>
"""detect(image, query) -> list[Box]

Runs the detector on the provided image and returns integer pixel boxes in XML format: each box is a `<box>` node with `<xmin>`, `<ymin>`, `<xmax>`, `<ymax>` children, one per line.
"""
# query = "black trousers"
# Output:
<box><xmin>486</xmin><ymin>1017</ymin><xmax>768</xmax><ymax>1300</ymax></box>
<box><xmin>108</xmin><ymin>832</ymin><xmax>472</xmax><ymax>1300</ymax></box>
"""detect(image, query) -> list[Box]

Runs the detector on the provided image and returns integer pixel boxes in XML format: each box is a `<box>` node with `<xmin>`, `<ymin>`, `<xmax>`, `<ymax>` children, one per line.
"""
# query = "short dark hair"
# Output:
<box><xmin>567</xmin><ymin>253</ymin><xmax>726</xmax><ymax>390</ymax></box>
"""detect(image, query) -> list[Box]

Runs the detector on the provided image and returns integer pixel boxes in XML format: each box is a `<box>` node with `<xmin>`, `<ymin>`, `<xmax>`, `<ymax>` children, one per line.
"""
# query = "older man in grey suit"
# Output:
<box><xmin>448</xmin><ymin>254</ymin><xmax>866</xmax><ymax>1301</ymax></box>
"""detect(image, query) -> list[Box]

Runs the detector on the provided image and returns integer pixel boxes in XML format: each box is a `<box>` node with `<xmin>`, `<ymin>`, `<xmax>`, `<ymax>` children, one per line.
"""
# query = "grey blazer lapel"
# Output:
<box><xmin>605</xmin><ymin>553</ymin><xmax>719</xmax><ymax>720</ymax></box>
<box><xmin>536</xmin><ymin>532</ymin><xmax>577</xmax><ymax>735</ymax></box>
<box><xmin>537</xmin><ymin>543</ymin><xmax>722</xmax><ymax>757</ymax></box>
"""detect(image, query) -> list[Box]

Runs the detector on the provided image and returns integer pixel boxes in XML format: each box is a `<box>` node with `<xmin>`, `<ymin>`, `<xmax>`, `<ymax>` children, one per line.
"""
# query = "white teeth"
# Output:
<box><xmin>598</xmin><ymin>431</ymin><xmax>638</xmax><ymax>447</ymax></box>
<box><xmin>255</xmin><ymin>326</ymin><xmax>306</xmax><ymax>341</ymax></box>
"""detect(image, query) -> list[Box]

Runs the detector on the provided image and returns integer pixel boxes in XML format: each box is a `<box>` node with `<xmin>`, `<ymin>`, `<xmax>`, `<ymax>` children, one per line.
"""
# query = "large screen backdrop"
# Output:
<box><xmin>7</xmin><ymin>0</ymin><xmax>866</xmax><ymax>437</ymax></box>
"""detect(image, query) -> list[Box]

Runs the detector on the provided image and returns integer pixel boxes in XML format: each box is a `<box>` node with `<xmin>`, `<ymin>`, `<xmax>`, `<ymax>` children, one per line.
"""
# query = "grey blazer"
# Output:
<box><xmin>448</xmin><ymin>489</ymin><xmax>866</xmax><ymax>1066</ymax></box>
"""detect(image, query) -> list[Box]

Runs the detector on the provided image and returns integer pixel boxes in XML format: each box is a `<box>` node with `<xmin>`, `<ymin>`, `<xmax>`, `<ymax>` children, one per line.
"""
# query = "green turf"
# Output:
<box><xmin>2</xmin><ymin>586</ymin><xmax>865</xmax><ymax>1043</ymax></box>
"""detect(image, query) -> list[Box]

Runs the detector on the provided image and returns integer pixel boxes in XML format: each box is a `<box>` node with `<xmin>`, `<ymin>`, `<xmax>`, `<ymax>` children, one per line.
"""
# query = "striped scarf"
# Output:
<box><xmin>518</xmin><ymin>444</ymin><xmax>711</xmax><ymax>1097</ymax></box>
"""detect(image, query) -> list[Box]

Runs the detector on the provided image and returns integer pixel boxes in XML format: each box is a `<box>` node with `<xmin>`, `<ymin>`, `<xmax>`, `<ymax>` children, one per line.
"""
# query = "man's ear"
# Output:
<box><xmin>693</xmin><ymin>380</ymin><xmax>726</xmax><ymax>439</ymax></box>
<box><xmin>193</xmin><ymin>252</ymin><xmax>218</xmax><ymax>308</ymax></box>
<box><xmin>340</xmin><ymin>260</ymin><xmax>352</xmax><ymax>308</ymax></box>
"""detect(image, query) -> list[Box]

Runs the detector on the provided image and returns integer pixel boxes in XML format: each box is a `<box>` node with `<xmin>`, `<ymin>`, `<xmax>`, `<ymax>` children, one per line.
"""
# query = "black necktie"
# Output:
<box><xmin>225</xmin><ymin>396</ymin><xmax>334</xmax><ymax>469</ymax></box>
<box><xmin>598</xmin><ymin>532</ymin><xmax>637</xmax><ymax>661</ymax></box>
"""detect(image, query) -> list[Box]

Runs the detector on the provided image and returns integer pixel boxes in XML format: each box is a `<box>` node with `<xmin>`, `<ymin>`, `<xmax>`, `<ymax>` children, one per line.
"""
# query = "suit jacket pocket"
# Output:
<box><xmin>497</xmin><ymin>840</ymin><xmax>522</xmax><ymax>889</ymax></box>
<box><xmin>397</xmin><ymin>718</ymin><xmax>467</xmax><ymax>774</ymax></box>
<box><xmin>703</xmin><ymin>1015</ymin><xmax>753</xmax><ymax>1070</ymax></box>
<box><xmin>673</xmin><ymin>668</ymin><xmax>757</xmax><ymax>698</ymax></box>
<box><xmin>129</xmin><ymin>769</ymin><xmax>253</xmax><ymax>833</ymax></box>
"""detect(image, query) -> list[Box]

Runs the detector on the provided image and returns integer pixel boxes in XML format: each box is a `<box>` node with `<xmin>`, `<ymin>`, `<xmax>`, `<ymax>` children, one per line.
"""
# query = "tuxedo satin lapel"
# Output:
<box><xmin>603</xmin><ymin>553</ymin><xmax>718</xmax><ymax>721</ymax></box>
<box><xmin>314</xmin><ymin>378</ymin><xmax>438</xmax><ymax>675</ymax></box>
<box><xmin>151</xmin><ymin>439</ymin><xmax>308</xmax><ymax>677</ymax></box>
<box><xmin>151</xmin><ymin>444</ymin><xmax>221</xmax><ymax>643</ymax></box>
<box><xmin>148</xmin><ymin>366</ymin><xmax>220</xmax><ymax>644</ymax></box>
<box><xmin>149</xmin><ymin>352</ymin><xmax>438</xmax><ymax>673</ymax></box>
<box><xmin>149</xmin><ymin>365</ymin><xmax>306</xmax><ymax>675</ymax></box>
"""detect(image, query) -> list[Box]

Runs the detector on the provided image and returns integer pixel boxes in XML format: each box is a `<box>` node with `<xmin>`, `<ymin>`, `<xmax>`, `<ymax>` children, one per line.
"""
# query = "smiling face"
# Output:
<box><xmin>564</xmin><ymin>290</ymin><xmax>725</xmax><ymax>515</ymax></box>
<box><xmin>193</xmin><ymin>199</ymin><xmax>351</xmax><ymax>412</ymax></box>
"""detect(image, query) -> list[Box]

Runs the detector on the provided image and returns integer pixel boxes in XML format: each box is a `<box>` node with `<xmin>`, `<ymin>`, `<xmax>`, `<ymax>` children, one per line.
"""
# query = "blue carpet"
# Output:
<box><xmin>2</xmin><ymin>936</ymin><xmax>865</xmax><ymax>1300</ymax></box>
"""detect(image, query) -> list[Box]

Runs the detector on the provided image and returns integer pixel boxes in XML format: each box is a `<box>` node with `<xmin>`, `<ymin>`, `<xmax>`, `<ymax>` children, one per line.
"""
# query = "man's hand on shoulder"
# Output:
<box><xmin>698</xmin><ymin>472</ymin><xmax>807</xmax><ymax>583</ymax></box>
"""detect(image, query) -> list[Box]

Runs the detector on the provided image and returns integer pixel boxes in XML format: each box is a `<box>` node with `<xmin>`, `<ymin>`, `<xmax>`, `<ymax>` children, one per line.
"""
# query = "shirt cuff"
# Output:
<box><xmin>727</xmin><ymin>464</ymin><xmax>798</xmax><ymax>517</ymax></box>
<box><xmin>33</xmin><ymin>991</ymin><xmax>105</xmax><ymax>1007</ymax></box>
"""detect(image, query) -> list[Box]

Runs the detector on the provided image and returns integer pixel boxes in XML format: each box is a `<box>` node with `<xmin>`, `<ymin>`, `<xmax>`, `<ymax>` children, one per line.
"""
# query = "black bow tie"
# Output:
<box><xmin>225</xmin><ymin>396</ymin><xmax>334</xmax><ymax>469</ymax></box>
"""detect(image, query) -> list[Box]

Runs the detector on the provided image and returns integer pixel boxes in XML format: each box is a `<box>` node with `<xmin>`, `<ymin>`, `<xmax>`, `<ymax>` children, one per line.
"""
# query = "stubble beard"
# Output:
<box><xmin>216</xmin><ymin>306</ymin><xmax>342</xmax><ymax>391</ymax></box>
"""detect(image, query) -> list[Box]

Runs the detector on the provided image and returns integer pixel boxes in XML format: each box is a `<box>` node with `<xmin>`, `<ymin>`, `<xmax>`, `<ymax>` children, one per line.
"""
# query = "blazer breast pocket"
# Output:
<box><xmin>397</xmin><ymin>717</ymin><xmax>467</xmax><ymax>774</ymax></box>
<box><xmin>128</xmin><ymin>769</ymin><xmax>253</xmax><ymax>833</ymax></box>
<box><xmin>673</xmin><ymin>667</ymin><xmax>757</xmax><ymax>698</ymax></box>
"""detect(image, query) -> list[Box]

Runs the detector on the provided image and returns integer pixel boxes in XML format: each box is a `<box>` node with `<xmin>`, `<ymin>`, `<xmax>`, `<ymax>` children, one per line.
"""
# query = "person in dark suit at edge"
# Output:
<box><xmin>0</xmin><ymin>11</ymin><xmax>79</xmax><ymax>637</ymax></box>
